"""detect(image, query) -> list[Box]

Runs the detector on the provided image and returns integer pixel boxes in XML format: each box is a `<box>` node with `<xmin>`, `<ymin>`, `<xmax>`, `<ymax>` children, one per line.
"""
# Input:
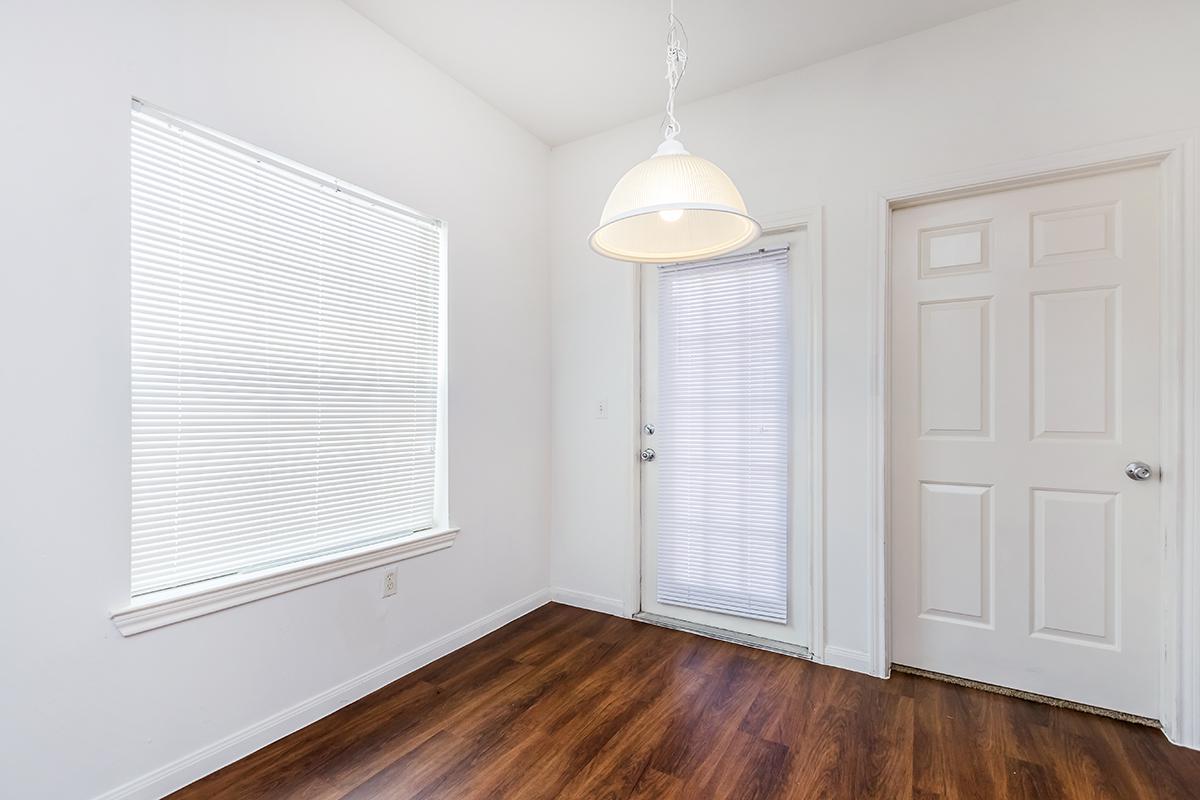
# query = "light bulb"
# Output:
<box><xmin>658</xmin><ymin>208</ymin><xmax>684</xmax><ymax>223</ymax></box>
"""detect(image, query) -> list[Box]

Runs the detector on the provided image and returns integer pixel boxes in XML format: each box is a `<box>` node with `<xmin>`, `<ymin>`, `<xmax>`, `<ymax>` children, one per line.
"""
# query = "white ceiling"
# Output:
<box><xmin>344</xmin><ymin>0</ymin><xmax>1014</xmax><ymax>146</ymax></box>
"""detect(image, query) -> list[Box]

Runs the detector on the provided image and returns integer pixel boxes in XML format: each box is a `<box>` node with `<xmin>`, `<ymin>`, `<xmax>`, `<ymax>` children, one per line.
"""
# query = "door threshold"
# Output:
<box><xmin>892</xmin><ymin>663</ymin><xmax>1159</xmax><ymax>728</ymax></box>
<box><xmin>634</xmin><ymin>612</ymin><xmax>812</xmax><ymax>659</ymax></box>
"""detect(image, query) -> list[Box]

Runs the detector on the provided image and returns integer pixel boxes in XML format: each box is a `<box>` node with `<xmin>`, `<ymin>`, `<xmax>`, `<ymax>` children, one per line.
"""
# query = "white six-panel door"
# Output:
<box><xmin>890</xmin><ymin>166</ymin><xmax>1162</xmax><ymax>717</ymax></box>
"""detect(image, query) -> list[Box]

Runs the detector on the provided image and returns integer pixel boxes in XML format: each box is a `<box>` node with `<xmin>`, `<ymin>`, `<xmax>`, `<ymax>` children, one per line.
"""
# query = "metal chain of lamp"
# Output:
<box><xmin>588</xmin><ymin>0</ymin><xmax>761</xmax><ymax>264</ymax></box>
<box><xmin>661</xmin><ymin>5</ymin><xmax>686</xmax><ymax>144</ymax></box>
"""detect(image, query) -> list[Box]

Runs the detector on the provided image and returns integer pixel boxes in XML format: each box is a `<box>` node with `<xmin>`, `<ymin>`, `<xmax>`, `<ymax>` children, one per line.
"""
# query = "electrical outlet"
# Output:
<box><xmin>382</xmin><ymin>569</ymin><xmax>397</xmax><ymax>598</ymax></box>
<box><xmin>596</xmin><ymin>399</ymin><xmax>609</xmax><ymax>419</ymax></box>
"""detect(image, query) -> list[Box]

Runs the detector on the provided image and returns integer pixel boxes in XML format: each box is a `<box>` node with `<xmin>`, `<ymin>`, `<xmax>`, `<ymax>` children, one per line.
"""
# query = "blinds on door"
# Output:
<box><xmin>130</xmin><ymin>103</ymin><xmax>444</xmax><ymax>596</ymax></box>
<box><xmin>656</xmin><ymin>247</ymin><xmax>790</xmax><ymax>622</ymax></box>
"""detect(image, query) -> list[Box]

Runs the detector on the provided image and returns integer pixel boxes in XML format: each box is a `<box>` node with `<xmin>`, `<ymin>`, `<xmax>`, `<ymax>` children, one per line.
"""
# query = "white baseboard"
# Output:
<box><xmin>550</xmin><ymin>587</ymin><xmax>626</xmax><ymax>617</ymax></box>
<box><xmin>94</xmin><ymin>588</ymin><xmax>551</xmax><ymax>800</ymax></box>
<box><xmin>821</xmin><ymin>644</ymin><xmax>875</xmax><ymax>675</ymax></box>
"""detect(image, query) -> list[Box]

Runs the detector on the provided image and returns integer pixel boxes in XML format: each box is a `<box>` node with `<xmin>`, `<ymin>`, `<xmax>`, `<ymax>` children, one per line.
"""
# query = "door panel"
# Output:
<box><xmin>919</xmin><ymin>297</ymin><xmax>992</xmax><ymax>438</ymax></box>
<box><xmin>891</xmin><ymin>166</ymin><xmax>1161</xmax><ymax>717</ymax></box>
<box><xmin>1031</xmin><ymin>287</ymin><xmax>1118</xmax><ymax>439</ymax></box>
<box><xmin>918</xmin><ymin>480</ymin><xmax>992</xmax><ymax>628</ymax></box>
<box><xmin>1031</xmin><ymin>488</ymin><xmax>1118</xmax><ymax>648</ymax></box>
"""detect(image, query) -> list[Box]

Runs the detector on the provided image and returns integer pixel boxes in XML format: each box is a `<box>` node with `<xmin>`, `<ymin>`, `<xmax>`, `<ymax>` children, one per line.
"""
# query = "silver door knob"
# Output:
<box><xmin>640</xmin><ymin>448</ymin><xmax>656</xmax><ymax>462</ymax></box>
<box><xmin>1125</xmin><ymin>461</ymin><xmax>1154</xmax><ymax>481</ymax></box>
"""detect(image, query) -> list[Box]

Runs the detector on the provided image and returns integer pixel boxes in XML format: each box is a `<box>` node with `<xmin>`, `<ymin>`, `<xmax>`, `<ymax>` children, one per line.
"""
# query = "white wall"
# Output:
<box><xmin>549</xmin><ymin>0</ymin><xmax>1200</xmax><ymax>665</ymax></box>
<box><xmin>0</xmin><ymin>1</ymin><xmax>549</xmax><ymax>797</ymax></box>
<box><xmin>4</xmin><ymin>0</ymin><xmax>1199</xmax><ymax>795</ymax></box>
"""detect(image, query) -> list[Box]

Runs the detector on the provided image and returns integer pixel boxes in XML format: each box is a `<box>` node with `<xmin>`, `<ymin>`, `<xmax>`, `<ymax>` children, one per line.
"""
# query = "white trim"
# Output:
<box><xmin>635</xmin><ymin>612</ymin><xmax>812</xmax><ymax>658</ymax></box>
<box><xmin>632</xmin><ymin>207</ymin><xmax>826</xmax><ymax>654</ymax></box>
<box><xmin>111</xmin><ymin>528</ymin><xmax>460</xmax><ymax>636</ymax></box>
<box><xmin>868</xmin><ymin>132</ymin><xmax>1199</xmax><ymax>747</ymax></box>
<box><xmin>94</xmin><ymin>588</ymin><xmax>550</xmax><ymax>800</ymax></box>
<box><xmin>433</xmin><ymin>216</ymin><xmax>451</xmax><ymax>542</ymax></box>
<box><xmin>791</xmin><ymin>208</ymin><xmax>827</xmax><ymax>665</ymax></box>
<box><xmin>867</xmin><ymin>190</ymin><xmax>892</xmax><ymax>679</ymax></box>
<box><xmin>624</xmin><ymin>263</ymin><xmax>645</xmax><ymax>618</ymax></box>
<box><xmin>550</xmin><ymin>587</ymin><xmax>626</xmax><ymax>616</ymax></box>
<box><xmin>1162</xmin><ymin>135</ymin><xmax>1200</xmax><ymax>750</ymax></box>
<box><xmin>822</xmin><ymin>645</ymin><xmax>873</xmax><ymax>674</ymax></box>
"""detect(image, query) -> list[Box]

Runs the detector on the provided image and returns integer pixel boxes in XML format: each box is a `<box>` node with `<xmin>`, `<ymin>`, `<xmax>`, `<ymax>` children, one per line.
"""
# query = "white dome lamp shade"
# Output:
<box><xmin>589</xmin><ymin>139</ymin><xmax>761</xmax><ymax>264</ymax></box>
<box><xmin>588</xmin><ymin>2</ymin><xmax>760</xmax><ymax>264</ymax></box>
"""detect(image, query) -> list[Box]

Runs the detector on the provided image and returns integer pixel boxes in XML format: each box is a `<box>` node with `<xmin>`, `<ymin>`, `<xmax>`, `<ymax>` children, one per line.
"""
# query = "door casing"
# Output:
<box><xmin>868</xmin><ymin>133</ymin><xmax>1199</xmax><ymax>747</ymax></box>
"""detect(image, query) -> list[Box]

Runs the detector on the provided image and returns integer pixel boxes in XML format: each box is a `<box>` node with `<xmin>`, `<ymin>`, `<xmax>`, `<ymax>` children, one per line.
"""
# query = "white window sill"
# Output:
<box><xmin>110</xmin><ymin>527</ymin><xmax>460</xmax><ymax>636</ymax></box>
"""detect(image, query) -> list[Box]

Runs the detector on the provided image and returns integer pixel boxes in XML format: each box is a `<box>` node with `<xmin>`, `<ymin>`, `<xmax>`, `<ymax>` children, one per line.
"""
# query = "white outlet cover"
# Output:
<box><xmin>382</xmin><ymin>569</ymin><xmax>398</xmax><ymax>597</ymax></box>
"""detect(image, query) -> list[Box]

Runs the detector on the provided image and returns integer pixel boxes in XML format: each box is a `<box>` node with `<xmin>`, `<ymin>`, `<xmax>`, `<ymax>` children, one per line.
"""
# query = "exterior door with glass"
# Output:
<box><xmin>639</xmin><ymin>232</ymin><xmax>812</xmax><ymax>651</ymax></box>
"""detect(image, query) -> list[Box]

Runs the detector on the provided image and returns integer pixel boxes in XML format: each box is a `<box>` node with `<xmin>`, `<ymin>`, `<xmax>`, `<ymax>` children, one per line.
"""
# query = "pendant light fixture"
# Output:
<box><xmin>588</xmin><ymin>0</ymin><xmax>760</xmax><ymax>264</ymax></box>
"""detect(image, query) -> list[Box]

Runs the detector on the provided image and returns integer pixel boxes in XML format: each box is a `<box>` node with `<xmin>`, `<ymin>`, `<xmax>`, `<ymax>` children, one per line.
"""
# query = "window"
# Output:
<box><xmin>129</xmin><ymin>101</ymin><xmax>447</xmax><ymax>599</ymax></box>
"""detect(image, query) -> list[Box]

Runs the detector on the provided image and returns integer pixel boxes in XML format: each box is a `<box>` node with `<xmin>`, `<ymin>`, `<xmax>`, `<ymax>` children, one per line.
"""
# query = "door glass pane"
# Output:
<box><xmin>656</xmin><ymin>247</ymin><xmax>790</xmax><ymax>622</ymax></box>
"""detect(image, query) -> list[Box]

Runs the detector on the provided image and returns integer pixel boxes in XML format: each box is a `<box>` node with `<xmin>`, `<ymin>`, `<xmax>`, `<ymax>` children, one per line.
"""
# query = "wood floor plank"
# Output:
<box><xmin>167</xmin><ymin>604</ymin><xmax>1200</xmax><ymax>800</ymax></box>
<box><xmin>691</xmin><ymin>729</ymin><xmax>790</xmax><ymax>800</ymax></box>
<box><xmin>852</xmin><ymin>683</ymin><xmax>914</xmax><ymax>797</ymax></box>
<box><xmin>338</xmin><ymin>729</ymin><xmax>469</xmax><ymax>800</ymax></box>
<box><xmin>628</xmin><ymin>767</ymin><xmax>685</xmax><ymax>800</ymax></box>
<box><xmin>1003</xmin><ymin>756</ymin><xmax>1066</xmax><ymax>800</ymax></box>
<box><xmin>779</xmin><ymin>698</ymin><xmax>860</xmax><ymax>800</ymax></box>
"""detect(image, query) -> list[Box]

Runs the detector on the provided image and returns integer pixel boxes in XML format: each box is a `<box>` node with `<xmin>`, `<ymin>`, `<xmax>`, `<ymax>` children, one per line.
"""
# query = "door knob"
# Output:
<box><xmin>1125</xmin><ymin>461</ymin><xmax>1154</xmax><ymax>481</ymax></box>
<box><xmin>640</xmin><ymin>448</ymin><xmax>656</xmax><ymax>462</ymax></box>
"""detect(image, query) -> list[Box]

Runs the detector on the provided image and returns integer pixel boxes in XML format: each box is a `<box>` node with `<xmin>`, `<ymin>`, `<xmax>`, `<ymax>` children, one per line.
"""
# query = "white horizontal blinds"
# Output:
<box><xmin>656</xmin><ymin>247</ymin><xmax>790</xmax><ymax>622</ymax></box>
<box><xmin>130</xmin><ymin>105</ymin><xmax>443</xmax><ymax>596</ymax></box>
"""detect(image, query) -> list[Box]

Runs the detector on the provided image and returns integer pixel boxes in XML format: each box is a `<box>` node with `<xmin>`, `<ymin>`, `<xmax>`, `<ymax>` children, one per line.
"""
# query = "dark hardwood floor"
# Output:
<box><xmin>169</xmin><ymin>603</ymin><xmax>1200</xmax><ymax>799</ymax></box>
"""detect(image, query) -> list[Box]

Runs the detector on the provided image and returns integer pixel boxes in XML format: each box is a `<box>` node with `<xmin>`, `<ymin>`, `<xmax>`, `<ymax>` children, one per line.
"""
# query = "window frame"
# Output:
<box><xmin>113</xmin><ymin>99</ymin><xmax>455</xmax><ymax>635</ymax></box>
